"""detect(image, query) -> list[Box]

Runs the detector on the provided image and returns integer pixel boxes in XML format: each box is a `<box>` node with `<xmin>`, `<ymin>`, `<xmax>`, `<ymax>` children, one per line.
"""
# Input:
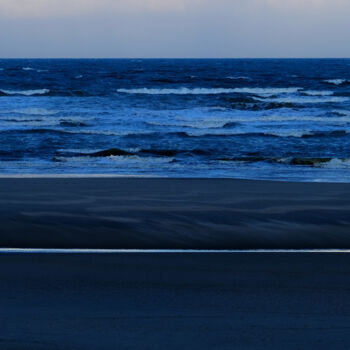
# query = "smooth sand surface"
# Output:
<box><xmin>1</xmin><ymin>177</ymin><xmax>350</xmax><ymax>248</ymax></box>
<box><xmin>0</xmin><ymin>252</ymin><xmax>349</xmax><ymax>349</ymax></box>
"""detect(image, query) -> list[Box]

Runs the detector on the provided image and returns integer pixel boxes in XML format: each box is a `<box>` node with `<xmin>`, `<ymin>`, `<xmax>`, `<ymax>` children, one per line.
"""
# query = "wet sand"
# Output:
<box><xmin>0</xmin><ymin>252</ymin><xmax>350</xmax><ymax>349</ymax></box>
<box><xmin>0</xmin><ymin>177</ymin><xmax>350</xmax><ymax>249</ymax></box>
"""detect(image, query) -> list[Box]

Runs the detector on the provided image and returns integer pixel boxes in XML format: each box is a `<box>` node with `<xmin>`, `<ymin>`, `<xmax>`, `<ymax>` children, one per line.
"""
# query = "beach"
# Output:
<box><xmin>0</xmin><ymin>177</ymin><xmax>350</xmax><ymax>249</ymax></box>
<box><xmin>0</xmin><ymin>252</ymin><xmax>350</xmax><ymax>349</ymax></box>
<box><xmin>1</xmin><ymin>178</ymin><xmax>350</xmax><ymax>348</ymax></box>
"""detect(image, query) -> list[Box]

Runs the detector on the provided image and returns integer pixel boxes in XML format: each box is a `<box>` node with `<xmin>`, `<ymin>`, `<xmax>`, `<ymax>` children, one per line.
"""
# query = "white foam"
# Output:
<box><xmin>254</xmin><ymin>96</ymin><xmax>349</xmax><ymax>104</ymax></box>
<box><xmin>0</xmin><ymin>89</ymin><xmax>50</xmax><ymax>96</ymax></box>
<box><xmin>57</xmin><ymin>148</ymin><xmax>104</xmax><ymax>154</ymax></box>
<box><xmin>56</xmin><ymin>155</ymin><xmax>174</xmax><ymax>166</ymax></box>
<box><xmin>303</xmin><ymin>90</ymin><xmax>334</xmax><ymax>96</ymax></box>
<box><xmin>11</xmin><ymin>108</ymin><xmax>58</xmax><ymax>115</ymax></box>
<box><xmin>0</xmin><ymin>174</ymin><xmax>156</xmax><ymax>179</ymax></box>
<box><xmin>324</xmin><ymin>79</ymin><xmax>349</xmax><ymax>85</ymax></box>
<box><xmin>226</xmin><ymin>76</ymin><xmax>252</xmax><ymax>81</ymax></box>
<box><xmin>319</xmin><ymin>158</ymin><xmax>350</xmax><ymax>169</ymax></box>
<box><xmin>117</xmin><ymin>87</ymin><xmax>301</xmax><ymax>96</ymax></box>
<box><xmin>22</xmin><ymin>67</ymin><xmax>35</xmax><ymax>71</ymax></box>
<box><xmin>0</xmin><ymin>119</ymin><xmax>59</xmax><ymax>127</ymax></box>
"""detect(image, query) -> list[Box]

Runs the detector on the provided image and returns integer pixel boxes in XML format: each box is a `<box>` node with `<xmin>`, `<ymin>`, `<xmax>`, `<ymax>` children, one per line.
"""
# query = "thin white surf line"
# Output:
<box><xmin>0</xmin><ymin>174</ymin><xmax>160</xmax><ymax>179</ymax></box>
<box><xmin>1</xmin><ymin>249</ymin><xmax>350</xmax><ymax>254</ymax></box>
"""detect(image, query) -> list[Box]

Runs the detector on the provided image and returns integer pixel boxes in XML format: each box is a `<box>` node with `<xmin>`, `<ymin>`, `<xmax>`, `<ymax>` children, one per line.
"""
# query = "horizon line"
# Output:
<box><xmin>1</xmin><ymin>249</ymin><xmax>350</xmax><ymax>254</ymax></box>
<box><xmin>1</xmin><ymin>57</ymin><xmax>350</xmax><ymax>60</ymax></box>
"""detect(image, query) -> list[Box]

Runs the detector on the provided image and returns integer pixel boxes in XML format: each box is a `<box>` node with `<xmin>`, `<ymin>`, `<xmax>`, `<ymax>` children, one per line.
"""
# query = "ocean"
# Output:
<box><xmin>0</xmin><ymin>58</ymin><xmax>350</xmax><ymax>181</ymax></box>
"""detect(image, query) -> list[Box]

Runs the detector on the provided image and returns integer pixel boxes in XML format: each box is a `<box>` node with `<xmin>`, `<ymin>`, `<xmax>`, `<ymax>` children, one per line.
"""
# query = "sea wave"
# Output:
<box><xmin>226</xmin><ymin>76</ymin><xmax>252</xmax><ymax>81</ymax></box>
<box><xmin>55</xmin><ymin>155</ymin><xmax>174</xmax><ymax>164</ymax></box>
<box><xmin>333</xmin><ymin>110</ymin><xmax>350</xmax><ymax>117</ymax></box>
<box><xmin>324</xmin><ymin>79</ymin><xmax>350</xmax><ymax>86</ymax></box>
<box><xmin>117</xmin><ymin>87</ymin><xmax>301</xmax><ymax>96</ymax></box>
<box><xmin>277</xmin><ymin>157</ymin><xmax>350</xmax><ymax>168</ymax></box>
<box><xmin>0</xmin><ymin>89</ymin><xmax>50</xmax><ymax>96</ymax></box>
<box><xmin>64</xmin><ymin>147</ymin><xmax>208</xmax><ymax>158</ymax></box>
<box><xmin>319</xmin><ymin>158</ymin><xmax>350</xmax><ymax>168</ymax></box>
<box><xmin>118</xmin><ymin>129</ymin><xmax>350</xmax><ymax>139</ymax></box>
<box><xmin>303</xmin><ymin>90</ymin><xmax>334</xmax><ymax>96</ymax></box>
<box><xmin>253</xmin><ymin>96</ymin><xmax>349</xmax><ymax>104</ymax></box>
<box><xmin>10</xmin><ymin>108</ymin><xmax>59</xmax><ymax>115</ymax></box>
<box><xmin>22</xmin><ymin>67</ymin><xmax>48</xmax><ymax>73</ymax></box>
<box><xmin>218</xmin><ymin>156</ymin><xmax>350</xmax><ymax>168</ymax></box>
<box><xmin>152</xmin><ymin>115</ymin><xmax>350</xmax><ymax>129</ymax></box>
<box><xmin>186</xmin><ymin>129</ymin><xmax>350</xmax><ymax>138</ymax></box>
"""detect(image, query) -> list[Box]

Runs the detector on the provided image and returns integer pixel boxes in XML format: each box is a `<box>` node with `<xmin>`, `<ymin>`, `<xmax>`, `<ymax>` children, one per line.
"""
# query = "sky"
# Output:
<box><xmin>0</xmin><ymin>0</ymin><xmax>349</xmax><ymax>58</ymax></box>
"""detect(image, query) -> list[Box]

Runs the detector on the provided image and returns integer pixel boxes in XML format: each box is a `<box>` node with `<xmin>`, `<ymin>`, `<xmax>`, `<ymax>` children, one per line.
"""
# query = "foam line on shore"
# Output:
<box><xmin>0</xmin><ymin>174</ymin><xmax>159</xmax><ymax>178</ymax></box>
<box><xmin>1</xmin><ymin>249</ymin><xmax>350</xmax><ymax>254</ymax></box>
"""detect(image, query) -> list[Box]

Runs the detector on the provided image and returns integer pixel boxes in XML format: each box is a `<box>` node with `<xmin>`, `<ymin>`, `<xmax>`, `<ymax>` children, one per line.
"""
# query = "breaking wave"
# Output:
<box><xmin>303</xmin><ymin>90</ymin><xmax>334</xmax><ymax>96</ymax></box>
<box><xmin>253</xmin><ymin>96</ymin><xmax>349</xmax><ymax>104</ymax></box>
<box><xmin>0</xmin><ymin>89</ymin><xmax>50</xmax><ymax>96</ymax></box>
<box><xmin>324</xmin><ymin>79</ymin><xmax>350</xmax><ymax>86</ymax></box>
<box><xmin>225</xmin><ymin>76</ymin><xmax>252</xmax><ymax>81</ymax></box>
<box><xmin>117</xmin><ymin>87</ymin><xmax>301</xmax><ymax>96</ymax></box>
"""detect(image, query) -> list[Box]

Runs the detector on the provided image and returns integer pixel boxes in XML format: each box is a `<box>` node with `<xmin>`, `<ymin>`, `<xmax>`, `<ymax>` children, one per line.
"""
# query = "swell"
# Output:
<box><xmin>59</xmin><ymin>148</ymin><xmax>209</xmax><ymax>158</ymax></box>
<box><xmin>1</xmin><ymin>129</ymin><xmax>348</xmax><ymax>139</ymax></box>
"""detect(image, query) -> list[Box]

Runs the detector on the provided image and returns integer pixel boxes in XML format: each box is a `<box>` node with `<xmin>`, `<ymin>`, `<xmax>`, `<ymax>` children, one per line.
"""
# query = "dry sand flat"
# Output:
<box><xmin>0</xmin><ymin>252</ymin><xmax>350</xmax><ymax>349</ymax></box>
<box><xmin>0</xmin><ymin>177</ymin><xmax>350</xmax><ymax>249</ymax></box>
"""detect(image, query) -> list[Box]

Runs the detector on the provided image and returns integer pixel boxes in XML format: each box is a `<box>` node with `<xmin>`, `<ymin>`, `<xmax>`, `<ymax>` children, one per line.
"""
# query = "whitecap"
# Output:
<box><xmin>253</xmin><ymin>96</ymin><xmax>349</xmax><ymax>104</ymax></box>
<box><xmin>57</xmin><ymin>148</ymin><xmax>103</xmax><ymax>154</ymax></box>
<box><xmin>316</xmin><ymin>158</ymin><xmax>350</xmax><ymax>168</ymax></box>
<box><xmin>56</xmin><ymin>155</ymin><xmax>174</xmax><ymax>164</ymax></box>
<box><xmin>0</xmin><ymin>89</ymin><xmax>50</xmax><ymax>96</ymax></box>
<box><xmin>22</xmin><ymin>67</ymin><xmax>35</xmax><ymax>71</ymax></box>
<box><xmin>117</xmin><ymin>87</ymin><xmax>301</xmax><ymax>96</ymax></box>
<box><xmin>75</xmin><ymin>75</ymin><xmax>84</xmax><ymax>79</ymax></box>
<box><xmin>303</xmin><ymin>90</ymin><xmax>334</xmax><ymax>96</ymax></box>
<box><xmin>11</xmin><ymin>108</ymin><xmax>58</xmax><ymax>115</ymax></box>
<box><xmin>226</xmin><ymin>76</ymin><xmax>252</xmax><ymax>81</ymax></box>
<box><xmin>324</xmin><ymin>79</ymin><xmax>349</xmax><ymax>85</ymax></box>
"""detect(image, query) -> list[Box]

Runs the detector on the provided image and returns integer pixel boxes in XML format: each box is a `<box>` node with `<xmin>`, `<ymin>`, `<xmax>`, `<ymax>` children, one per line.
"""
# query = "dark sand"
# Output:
<box><xmin>0</xmin><ymin>252</ymin><xmax>350</xmax><ymax>349</ymax></box>
<box><xmin>1</xmin><ymin>177</ymin><xmax>350</xmax><ymax>248</ymax></box>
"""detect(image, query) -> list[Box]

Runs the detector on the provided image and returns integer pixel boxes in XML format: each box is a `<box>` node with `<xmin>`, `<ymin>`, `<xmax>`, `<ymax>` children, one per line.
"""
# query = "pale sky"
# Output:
<box><xmin>0</xmin><ymin>0</ymin><xmax>349</xmax><ymax>58</ymax></box>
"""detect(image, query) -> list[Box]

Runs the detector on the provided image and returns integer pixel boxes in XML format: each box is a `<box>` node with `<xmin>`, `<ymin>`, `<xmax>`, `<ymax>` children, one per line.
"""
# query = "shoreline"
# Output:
<box><xmin>0</xmin><ymin>173</ymin><xmax>349</xmax><ymax>184</ymax></box>
<box><xmin>1</xmin><ymin>177</ymin><xmax>350</xmax><ymax>249</ymax></box>
<box><xmin>1</xmin><ymin>248</ymin><xmax>350</xmax><ymax>254</ymax></box>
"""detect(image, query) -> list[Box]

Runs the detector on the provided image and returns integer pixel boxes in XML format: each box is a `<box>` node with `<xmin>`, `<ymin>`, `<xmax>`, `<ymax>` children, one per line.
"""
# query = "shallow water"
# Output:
<box><xmin>1</xmin><ymin>58</ymin><xmax>350</xmax><ymax>181</ymax></box>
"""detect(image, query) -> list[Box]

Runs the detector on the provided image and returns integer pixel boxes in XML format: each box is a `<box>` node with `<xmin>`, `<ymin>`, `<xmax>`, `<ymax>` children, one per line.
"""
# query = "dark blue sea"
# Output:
<box><xmin>1</xmin><ymin>59</ymin><xmax>350</xmax><ymax>181</ymax></box>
